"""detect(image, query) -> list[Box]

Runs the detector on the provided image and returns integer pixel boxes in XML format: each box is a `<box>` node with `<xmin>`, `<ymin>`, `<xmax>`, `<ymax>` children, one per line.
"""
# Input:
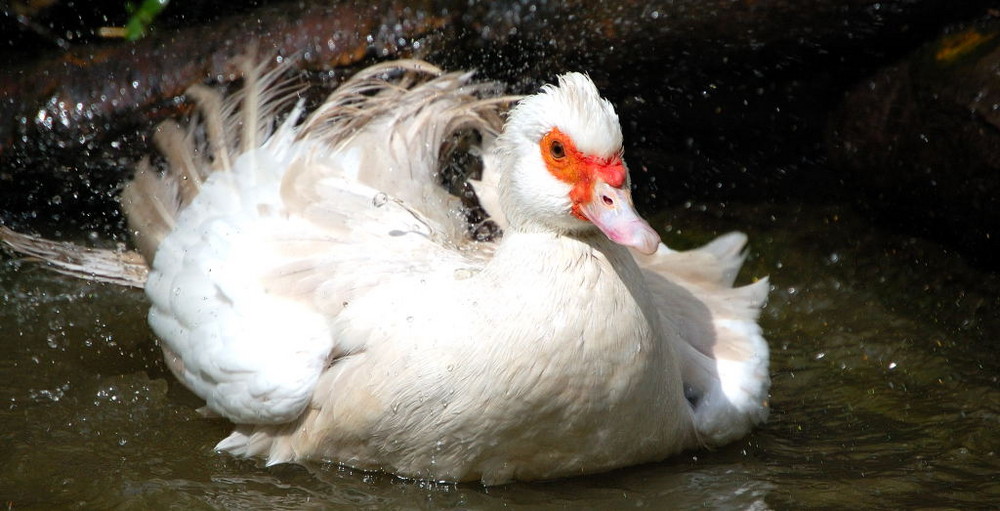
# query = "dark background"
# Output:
<box><xmin>2</xmin><ymin>0</ymin><xmax>998</xmax><ymax>267</ymax></box>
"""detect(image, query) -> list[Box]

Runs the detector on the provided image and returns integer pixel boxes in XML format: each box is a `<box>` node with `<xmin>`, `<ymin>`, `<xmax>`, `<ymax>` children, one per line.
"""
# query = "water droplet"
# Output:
<box><xmin>372</xmin><ymin>192</ymin><xmax>388</xmax><ymax>207</ymax></box>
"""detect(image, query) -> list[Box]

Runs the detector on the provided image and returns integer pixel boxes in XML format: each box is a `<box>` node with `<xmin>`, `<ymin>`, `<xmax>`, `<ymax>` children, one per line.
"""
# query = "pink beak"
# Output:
<box><xmin>578</xmin><ymin>181</ymin><xmax>661</xmax><ymax>255</ymax></box>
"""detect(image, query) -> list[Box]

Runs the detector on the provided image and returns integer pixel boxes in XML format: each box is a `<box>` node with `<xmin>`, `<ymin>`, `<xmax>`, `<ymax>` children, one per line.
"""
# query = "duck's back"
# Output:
<box><xmin>124</xmin><ymin>59</ymin><xmax>506</xmax><ymax>426</ymax></box>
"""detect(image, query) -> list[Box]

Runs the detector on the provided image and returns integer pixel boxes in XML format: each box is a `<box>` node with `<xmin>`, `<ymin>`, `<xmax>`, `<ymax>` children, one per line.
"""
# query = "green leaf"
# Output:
<box><xmin>124</xmin><ymin>0</ymin><xmax>170</xmax><ymax>41</ymax></box>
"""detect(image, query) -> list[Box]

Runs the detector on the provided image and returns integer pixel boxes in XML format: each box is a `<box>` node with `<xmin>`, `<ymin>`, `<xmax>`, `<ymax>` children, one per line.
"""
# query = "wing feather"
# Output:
<box><xmin>138</xmin><ymin>57</ymin><xmax>507</xmax><ymax>424</ymax></box>
<box><xmin>637</xmin><ymin>233</ymin><xmax>770</xmax><ymax>444</ymax></box>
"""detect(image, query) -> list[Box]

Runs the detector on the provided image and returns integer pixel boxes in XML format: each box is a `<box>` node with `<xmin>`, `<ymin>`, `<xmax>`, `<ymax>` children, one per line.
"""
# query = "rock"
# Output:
<box><xmin>830</xmin><ymin>20</ymin><xmax>1000</xmax><ymax>267</ymax></box>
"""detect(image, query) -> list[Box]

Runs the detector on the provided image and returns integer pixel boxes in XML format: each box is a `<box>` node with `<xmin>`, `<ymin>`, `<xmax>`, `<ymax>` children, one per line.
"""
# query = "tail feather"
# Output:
<box><xmin>121</xmin><ymin>55</ymin><xmax>302</xmax><ymax>262</ymax></box>
<box><xmin>121</xmin><ymin>159</ymin><xmax>181</xmax><ymax>263</ymax></box>
<box><xmin>227</xmin><ymin>55</ymin><xmax>302</xmax><ymax>155</ymax></box>
<box><xmin>152</xmin><ymin>120</ymin><xmax>203</xmax><ymax>204</ymax></box>
<box><xmin>10</xmin><ymin>58</ymin><xmax>505</xmax><ymax>283</ymax></box>
<box><xmin>280</xmin><ymin>60</ymin><xmax>514</xmax><ymax>245</ymax></box>
<box><xmin>295</xmin><ymin>60</ymin><xmax>449</xmax><ymax>142</ymax></box>
<box><xmin>0</xmin><ymin>225</ymin><xmax>147</xmax><ymax>287</ymax></box>
<box><xmin>184</xmin><ymin>84</ymin><xmax>232</xmax><ymax>171</ymax></box>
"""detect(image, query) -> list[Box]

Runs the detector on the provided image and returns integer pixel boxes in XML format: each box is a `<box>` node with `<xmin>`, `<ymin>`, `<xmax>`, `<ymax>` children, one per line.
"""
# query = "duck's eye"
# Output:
<box><xmin>550</xmin><ymin>140</ymin><xmax>566</xmax><ymax>160</ymax></box>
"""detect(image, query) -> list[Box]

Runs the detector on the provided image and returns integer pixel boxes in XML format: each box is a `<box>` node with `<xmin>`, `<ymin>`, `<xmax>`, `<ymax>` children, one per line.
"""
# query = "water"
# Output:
<box><xmin>1</xmin><ymin>199</ymin><xmax>996</xmax><ymax>510</ymax></box>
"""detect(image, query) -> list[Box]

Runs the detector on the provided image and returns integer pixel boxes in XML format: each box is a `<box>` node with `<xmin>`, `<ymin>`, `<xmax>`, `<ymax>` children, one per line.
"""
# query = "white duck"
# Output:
<box><xmin>52</xmin><ymin>58</ymin><xmax>769</xmax><ymax>484</ymax></box>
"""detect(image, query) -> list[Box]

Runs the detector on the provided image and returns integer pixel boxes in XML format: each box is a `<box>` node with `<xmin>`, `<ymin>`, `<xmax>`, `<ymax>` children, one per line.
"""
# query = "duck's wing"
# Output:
<box><xmin>635</xmin><ymin>233</ymin><xmax>770</xmax><ymax>444</ymax></box>
<box><xmin>123</xmin><ymin>58</ymin><xmax>508</xmax><ymax>425</ymax></box>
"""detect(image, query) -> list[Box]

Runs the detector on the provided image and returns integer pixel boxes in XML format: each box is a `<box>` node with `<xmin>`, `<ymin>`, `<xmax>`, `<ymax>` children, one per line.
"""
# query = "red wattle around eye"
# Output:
<box><xmin>539</xmin><ymin>127</ymin><xmax>627</xmax><ymax>222</ymax></box>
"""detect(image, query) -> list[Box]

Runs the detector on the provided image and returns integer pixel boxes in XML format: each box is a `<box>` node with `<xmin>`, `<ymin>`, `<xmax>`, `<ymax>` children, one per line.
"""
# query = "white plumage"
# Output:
<box><xmin>4</xmin><ymin>57</ymin><xmax>770</xmax><ymax>484</ymax></box>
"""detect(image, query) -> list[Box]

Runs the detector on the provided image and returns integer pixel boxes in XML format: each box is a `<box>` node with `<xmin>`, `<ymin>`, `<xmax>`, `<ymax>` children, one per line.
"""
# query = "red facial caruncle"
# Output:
<box><xmin>538</xmin><ymin>127</ymin><xmax>661</xmax><ymax>255</ymax></box>
<box><xmin>540</xmin><ymin>128</ymin><xmax>626</xmax><ymax>220</ymax></box>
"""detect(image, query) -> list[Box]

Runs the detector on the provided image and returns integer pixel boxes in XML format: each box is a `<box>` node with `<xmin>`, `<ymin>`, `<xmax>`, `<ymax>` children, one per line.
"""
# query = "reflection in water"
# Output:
<box><xmin>0</xmin><ymin>200</ymin><xmax>996</xmax><ymax>509</ymax></box>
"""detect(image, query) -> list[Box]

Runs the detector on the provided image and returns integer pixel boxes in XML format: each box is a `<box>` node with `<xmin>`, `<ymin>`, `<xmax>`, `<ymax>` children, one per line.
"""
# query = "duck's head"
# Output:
<box><xmin>495</xmin><ymin>72</ymin><xmax>661</xmax><ymax>255</ymax></box>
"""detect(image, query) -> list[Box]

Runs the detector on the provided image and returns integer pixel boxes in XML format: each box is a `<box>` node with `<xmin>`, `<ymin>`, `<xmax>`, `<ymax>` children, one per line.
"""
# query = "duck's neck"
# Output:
<box><xmin>482</xmin><ymin>227</ymin><xmax>647</xmax><ymax>303</ymax></box>
<box><xmin>476</xmin><ymin>227</ymin><xmax>664</xmax><ymax>376</ymax></box>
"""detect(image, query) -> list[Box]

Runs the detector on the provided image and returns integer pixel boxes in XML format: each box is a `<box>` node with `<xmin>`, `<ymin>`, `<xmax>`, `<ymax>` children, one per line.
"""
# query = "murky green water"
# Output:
<box><xmin>1</xmin><ymin>199</ymin><xmax>996</xmax><ymax>510</ymax></box>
